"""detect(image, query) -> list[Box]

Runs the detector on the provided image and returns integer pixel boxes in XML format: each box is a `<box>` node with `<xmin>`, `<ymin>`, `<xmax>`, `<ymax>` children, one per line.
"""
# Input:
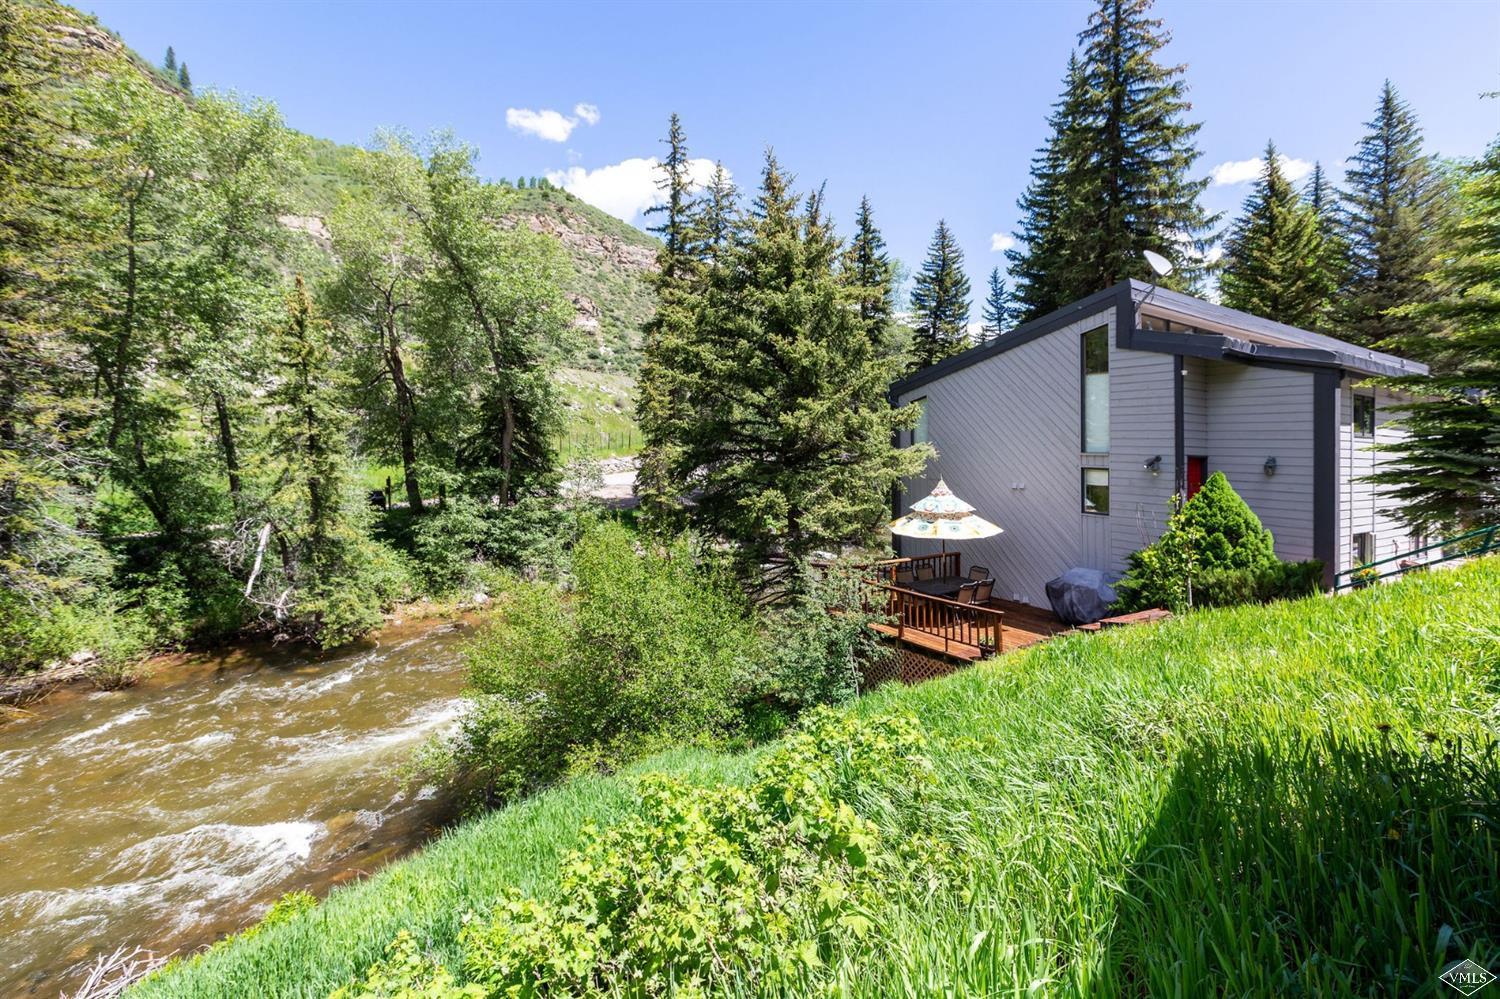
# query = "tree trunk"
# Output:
<box><xmin>499</xmin><ymin>392</ymin><xmax>516</xmax><ymax>505</ymax></box>
<box><xmin>213</xmin><ymin>391</ymin><xmax>242</xmax><ymax>498</ymax></box>
<box><xmin>384</xmin><ymin>319</ymin><xmax>422</xmax><ymax>512</ymax></box>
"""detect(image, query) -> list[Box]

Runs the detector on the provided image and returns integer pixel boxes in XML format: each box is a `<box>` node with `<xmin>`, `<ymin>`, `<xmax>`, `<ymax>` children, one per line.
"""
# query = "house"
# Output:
<box><xmin>889</xmin><ymin>280</ymin><xmax>1430</xmax><ymax>606</ymax></box>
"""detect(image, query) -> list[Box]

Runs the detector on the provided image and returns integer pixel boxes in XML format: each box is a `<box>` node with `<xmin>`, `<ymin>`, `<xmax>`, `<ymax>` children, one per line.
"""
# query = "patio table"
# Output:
<box><xmin>907</xmin><ymin>575</ymin><xmax>969</xmax><ymax>600</ymax></box>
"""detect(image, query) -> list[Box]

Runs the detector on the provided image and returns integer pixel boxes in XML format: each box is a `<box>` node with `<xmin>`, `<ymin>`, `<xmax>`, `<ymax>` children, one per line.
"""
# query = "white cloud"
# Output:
<box><xmin>989</xmin><ymin>232</ymin><xmax>1016</xmax><ymax>253</ymax></box>
<box><xmin>1210</xmin><ymin>153</ymin><xmax>1314</xmax><ymax>187</ymax></box>
<box><xmin>546</xmin><ymin>156</ymin><xmax>721</xmax><ymax>222</ymax></box>
<box><xmin>505</xmin><ymin>103</ymin><xmax>602</xmax><ymax>143</ymax></box>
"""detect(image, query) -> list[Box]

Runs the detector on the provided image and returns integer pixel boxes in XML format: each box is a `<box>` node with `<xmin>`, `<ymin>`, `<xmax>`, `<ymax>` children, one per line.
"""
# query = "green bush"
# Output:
<box><xmin>337</xmin><ymin>710</ymin><xmax>952</xmax><ymax>998</ymax></box>
<box><xmin>753</xmin><ymin>560</ymin><xmax>890</xmax><ymax>721</ymax></box>
<box><xmin>1193</xmin><ymin>559</ymin><xmax>1324</xmax><ymax>609</ymax></box>
<box><xmin>404</xmin><ymin>495</ymin><xmax>577</xmax><ymax>597</ymax></box>
<box><xmin>1115</xmin><ymin>472</ymin><xmax>1279</xmax><ymax>612</ymax></box>
<box><xmin>450</xmin><ymin>521</ymin><xmax>761</xmax><ymax>802</ymax></box>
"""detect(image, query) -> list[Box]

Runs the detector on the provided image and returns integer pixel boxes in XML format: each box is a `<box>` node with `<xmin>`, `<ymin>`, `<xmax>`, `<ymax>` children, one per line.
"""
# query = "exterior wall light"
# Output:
<box><xmin>1144</xmin><ymin>455</ymin><xmax>1162</xmax><ymax>474</ymax></box>
<box><xmin>1264</xmin><ymin>457</ymin><xmax>1278</xmax><ymax>477</ymax></box>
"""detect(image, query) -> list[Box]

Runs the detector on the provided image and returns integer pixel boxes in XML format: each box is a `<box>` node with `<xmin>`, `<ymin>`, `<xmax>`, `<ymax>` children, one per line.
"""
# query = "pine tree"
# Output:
<box><xmin>1302</xmin><ymin>161</ymin><xmax>1344</xmax><ymax>327</ymax></box>
<box><xmin>1068</xmin><ymin>0</ymin><xmax>1215</xmax><ymax>293</ymax></box>
<box><xmin>692</xmin><ymin>161</ymin><xmax>738</xmax><ymax>269</ymax></box>
<box><xmin>1219</xmin><ymin>141</ymin><xmax>1330</xmax><ymax>329</ymax></box>
<box><xmin>643</xmin><ymin>113</ymin><xmax>698</xmax><ymax>280</ymax></box>
<box><xmin>177</xmin><ymin>62</ymin><xmax>191</xmax><ymax>93</ymax></box>
<box><xmin>1011</xmin><ymin>0</ymin><xmax>1214</xmax><ymax>316</ymax></box>
<box><xmin>1369</xmin><ymin>136</ymin><xmax>1500</xmax><ymax>531</ymax></box>
<box><xmin>909</xmin><ymin>219</ymin><xmax>971</xmax><ymax>367</ymax></box>
<box><xmin>979</xmin><ymin>268</ymin><xmax>1015</xmax><ymax>342</ymax></box>
<box><xmin>637</xmin><ymin>114</ymin><xmax>703</xmax><ymax>527</ymax></box>
<box><xmin>841</xmin><ymin>195</ymin><xmax>898</xmax><ymax>347</ymax></box>
<box><xmin>163</xmin><ymin>46</ymin><xmax>176</xmax><ymax>73</ymax></box>
<box><xmin>643</xmin><ymin>151</ymin><xmax>929</xmax><ymax>592</ymax></box>
<box><xmin>1008</xmin><ymin>54</ymin><xmax>1091</xmax><ymax>321</ymax></box>
<box><xmin>1337</xmin><ymin>81</ymin><xmax>1452</xmax><ymax>351</ymax></box>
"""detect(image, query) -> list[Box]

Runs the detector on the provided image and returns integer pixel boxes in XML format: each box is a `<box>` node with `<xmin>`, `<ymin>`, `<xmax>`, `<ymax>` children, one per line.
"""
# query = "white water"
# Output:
<box><xmin>0</xmin><ymin>620</ymin><xmax>473</xmax><ymax>997</ymax></box>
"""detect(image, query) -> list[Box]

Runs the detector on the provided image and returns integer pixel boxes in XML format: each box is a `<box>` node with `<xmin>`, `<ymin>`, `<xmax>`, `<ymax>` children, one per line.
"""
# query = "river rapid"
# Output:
<box><xmin>0</xmin><ymin>617</ymin><xmax>474</xmax><ymax>997</ymax></box>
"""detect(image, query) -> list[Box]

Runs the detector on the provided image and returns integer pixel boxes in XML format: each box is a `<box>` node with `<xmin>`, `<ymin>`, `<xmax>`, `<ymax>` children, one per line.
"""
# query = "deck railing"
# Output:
<box><xmin>872</xmin><ymin>551</ymin><xmax>961</xmax><ymax>583</ymax></box>
<box><xmin>870</xmin><ymin>583</ymin><xmax>1004</xmax><ymax>657</ymax></box>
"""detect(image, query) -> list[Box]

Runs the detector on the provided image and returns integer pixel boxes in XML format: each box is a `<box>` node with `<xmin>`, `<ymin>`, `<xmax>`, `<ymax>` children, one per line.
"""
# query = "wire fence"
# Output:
<box><xmin>556</xmin><ymin>429</ymin><xmax>636</xmax><ymax>457</ymax></box>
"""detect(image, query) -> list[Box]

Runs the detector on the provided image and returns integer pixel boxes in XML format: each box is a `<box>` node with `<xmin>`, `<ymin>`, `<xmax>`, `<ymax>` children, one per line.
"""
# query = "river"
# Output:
<box><xmin>0</xmin><ymin>617</ymin><xmax>474</xmax><ymax>997</ymax></box>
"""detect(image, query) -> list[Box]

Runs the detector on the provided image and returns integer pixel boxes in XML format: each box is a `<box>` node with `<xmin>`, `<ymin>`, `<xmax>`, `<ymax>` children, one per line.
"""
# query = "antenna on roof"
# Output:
<box><xmin>1141</xmin><ymin>249</ymin><xmax>1174</xmax><ymax>310</ymax></box>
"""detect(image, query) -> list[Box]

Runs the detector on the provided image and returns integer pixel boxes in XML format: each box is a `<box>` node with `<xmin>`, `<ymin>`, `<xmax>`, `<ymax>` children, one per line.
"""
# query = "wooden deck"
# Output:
<box><xmin>868</xmin><ymin>597</ymin><xmax>1067</xmax><ymax>661</ymax></box>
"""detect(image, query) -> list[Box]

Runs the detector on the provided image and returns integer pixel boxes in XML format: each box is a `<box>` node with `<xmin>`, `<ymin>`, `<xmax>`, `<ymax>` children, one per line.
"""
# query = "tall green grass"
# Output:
<box><xmin>132</xmin><ymin>560</ymin><xmax>1500</xmax><ymax>998</ymax></box>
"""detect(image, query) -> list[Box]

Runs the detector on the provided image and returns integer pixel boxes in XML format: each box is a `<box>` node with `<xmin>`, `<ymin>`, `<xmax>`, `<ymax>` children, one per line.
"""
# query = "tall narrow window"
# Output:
<box><xmin>1353</xmin><ymin>395</ymin><xmax>1375</xmax><ymax>437</ymax></box>
<box><xmin>911</xmin><ymin>397</ymin><xmax>928</xmax><ymax>446</ymax></box>
<box><xmin>1082</xmin><ymin>326</ymin><xmax>1109</xmax><ymax>453</ymax></box>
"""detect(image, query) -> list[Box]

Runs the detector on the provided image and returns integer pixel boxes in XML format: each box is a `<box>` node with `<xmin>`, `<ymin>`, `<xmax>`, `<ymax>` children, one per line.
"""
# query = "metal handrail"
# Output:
<box><xmin>1333</xmin><ymin>524</ymin><xmax>1499</xmax><ymax>590</ymax></box>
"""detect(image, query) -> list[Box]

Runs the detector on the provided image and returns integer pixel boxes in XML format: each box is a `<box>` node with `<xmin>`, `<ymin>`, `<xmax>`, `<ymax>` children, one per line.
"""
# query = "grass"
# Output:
<box><xmin>131</xmin><ymin>559</ymin><xmax>1500</xmax><ymax>997</ymax></box>
<box><xmin>555</xmin><ymin>368</ymin><xmax>639</xmax><ymax>459</ymax></box>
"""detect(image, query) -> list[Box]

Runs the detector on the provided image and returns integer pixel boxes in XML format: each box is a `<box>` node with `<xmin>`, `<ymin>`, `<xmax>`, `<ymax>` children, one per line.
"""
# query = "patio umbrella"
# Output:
<box><xmin>888</xmin><ymin>479</ymin><xmax>1003</xmax><ymax>552</ymax></box>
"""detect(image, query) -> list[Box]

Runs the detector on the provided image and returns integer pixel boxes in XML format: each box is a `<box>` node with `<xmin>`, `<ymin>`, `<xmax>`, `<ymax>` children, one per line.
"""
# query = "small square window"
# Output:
<box><xmin>1353</xmin><ymin>395</ymin><xmax>1375</xmax><ymax>437</ymax></box>
<box><xmin>1082</xmin><ymin>468</ymin><xmax>1109</xmax><ymax>515</ymax></box>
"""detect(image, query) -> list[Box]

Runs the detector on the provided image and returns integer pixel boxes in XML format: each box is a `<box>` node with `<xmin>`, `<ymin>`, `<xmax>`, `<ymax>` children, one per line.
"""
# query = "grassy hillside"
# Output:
<box><xmin>131</xmin><ymin>559</ymin><xmax>1500</xmax><ymax>997</ymax></box>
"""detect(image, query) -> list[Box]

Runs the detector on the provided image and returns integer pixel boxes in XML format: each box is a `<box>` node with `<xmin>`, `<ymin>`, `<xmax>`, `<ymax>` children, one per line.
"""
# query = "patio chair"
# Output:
<box><xmin>973</xmin><ymin>578</ymin><xmax>994</xmax><ymax>605</ymax></box>
<box><xmin>967</xmin><ymin>564</ymin><xmax>991</xmax><ymax>581</ymax></box>
<box><xmin>894</xmin><ymin>567</ymin><xmax>915</xmax><ymax>586</ymax></box>
<box><xmin>954</xmin><ymin>581</ymin><xmax>977</xmax><ymax>604</ymax></box>
<box><xmin>915</xmin><ymin>562</ymin><xmax>936</xmax><ymax>582</ymax></box>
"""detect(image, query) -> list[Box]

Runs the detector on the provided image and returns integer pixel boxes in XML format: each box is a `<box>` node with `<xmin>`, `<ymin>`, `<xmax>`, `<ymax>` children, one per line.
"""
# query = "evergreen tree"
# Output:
<box><xmin>644</xmin><ymin>151</ymin><xmax>930</xmax><ymax>592</ymax></box>
<box><xmin>979</xmin><ymin>268</ymin><xmax>1015</xmax><ymax>342</ymax></box>
<box><xmin>1069</xmin><ymin>0</ymin><xmax>1214</xmax><ymax>293</ymax></box>
<box><xmin>637</xmin><ymin>114</ymin><xmax>704</xmax><ymax>526</ymax></box>
<box><xmin>163</xmin><ymin>46</ymin><xmax>176</xmax><ymax>73</ymax></box>
<box><xmin>841</xmin><ymin>195</ymin><xmax>898</xmax><ymax>347</ymax></box>
<box><xmin>1369</xmin><ymin>136</ymin><xmax>1500</xmax><ymax>531</ymax></box>
<box><xmin>1219</xmin><ymin>141</ymin><xmax>1331</xmax><ymax>329</ymax></box>
<box><xmin>1011</xmin><ymin>0</ymin><xmax>1214</xmax><ymax>316</ymax></box>
<box><xmin>177</xmin><ymin>62</ymin><xmax>191</xmax><ymax>93</ymax></box>
<box><xmin>909</xmin><ymin>219</ymin><xmax>971</xmax><ymax>367</ymax></box>
<box><xmin>692</xmin><ymin>161</ymin><xmax>738</xmax><ymax>268</ymax></box>
<box><xmin>1007</xmin><ymin>53</ymin><xmax>1091</xmax><ymax>321</ymax></box>
<box><xmin>1337</xmin><ymin>81</ymin><xmax>1452</xmax><ymax>351</ymax></box>
<box><xmin>1302</xmin><ymin>161</ymin><xmax>1345</xmax><ymax>327</ymax></box>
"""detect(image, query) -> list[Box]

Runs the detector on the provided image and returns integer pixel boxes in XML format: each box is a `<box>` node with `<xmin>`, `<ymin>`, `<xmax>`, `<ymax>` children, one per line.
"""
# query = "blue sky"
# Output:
<box><xmin>88</xmin><ymin>0</ymin><xmax>1500</xmax><ymax>300</ymax></box>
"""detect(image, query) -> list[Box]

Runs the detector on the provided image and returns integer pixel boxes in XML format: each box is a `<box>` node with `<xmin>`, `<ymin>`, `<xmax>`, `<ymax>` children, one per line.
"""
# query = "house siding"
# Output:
<box><xmin>1204</xmin><ymin>363</ymin><xmax>1317</xmax><ymax>561</ymax></box>
<box><xmin>1108</xmin><ymin>348</ymin><xmax>1176</xmax><ymax>570</ymax></box>
<box><xmin>1338</xmin><ymin>381</ymin><xmax>1422</xmax><ymax>572</ymax></box>
<box><xmin>894</xmin><ymin>306</ymin><xmax>1116</xmax><ymax>607</ymax></box>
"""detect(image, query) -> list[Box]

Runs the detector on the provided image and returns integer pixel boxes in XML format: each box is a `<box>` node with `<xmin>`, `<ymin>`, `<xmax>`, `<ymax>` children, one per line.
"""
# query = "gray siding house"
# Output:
<box><xmin>890</xmin><ymin>281</ymin><xmax>1429</xmax><ymax>606</ymax></box>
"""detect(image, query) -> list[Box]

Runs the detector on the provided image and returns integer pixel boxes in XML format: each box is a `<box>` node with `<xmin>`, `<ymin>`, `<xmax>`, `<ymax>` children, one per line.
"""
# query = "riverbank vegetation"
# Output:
<box><xmin>129</xmin><ymin>556</ymin><xmax>1500</xmax><ymax>997</ymax></box>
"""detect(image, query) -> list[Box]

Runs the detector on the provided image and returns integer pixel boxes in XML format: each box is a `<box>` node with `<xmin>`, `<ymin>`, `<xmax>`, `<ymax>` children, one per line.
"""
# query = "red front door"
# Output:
<box><xmin>1187</xmin><ymin>456</ymin><xmax>1207</xmax><ymax>499</ymax></box>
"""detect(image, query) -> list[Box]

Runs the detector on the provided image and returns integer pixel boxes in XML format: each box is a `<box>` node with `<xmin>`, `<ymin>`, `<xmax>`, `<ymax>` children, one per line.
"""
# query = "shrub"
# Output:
<box><xmin>1115</xmin><ymin>472</ymin><xmax>1279</xmax><ymax>612</ymax></box>
<box><xmin>752</xmin><ymin>560</ymin><xmax>891</xmax><ymax>724</ymax></box>
<box><xmin>339</xmin><ymin>711</ymin><xmax>953</xmax><ymax>997</ymax></box>
<box><xmin>450</xmin><ymin>521</ymin><xmax>761</xmax><ymax>802</ymax></box>
<box><xmin>1193</xmin><ymin>559</ymin><xmax>1324</xmax><ymax>609</ymax></box>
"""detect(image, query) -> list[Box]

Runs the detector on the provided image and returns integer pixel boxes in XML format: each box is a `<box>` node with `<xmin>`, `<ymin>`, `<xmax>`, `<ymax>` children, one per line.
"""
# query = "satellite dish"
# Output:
<box><xmin>1143</xmin><ymin>249</ymin><xmax>1174</xmax><ymax>277</ymax></box>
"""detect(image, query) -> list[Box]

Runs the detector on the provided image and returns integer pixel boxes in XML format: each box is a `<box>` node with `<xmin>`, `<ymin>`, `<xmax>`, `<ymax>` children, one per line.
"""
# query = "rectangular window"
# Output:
<box><xmin>1081</xmin><ymin>326</ymin><xmax>1109</xmax><ymax>453</ymax></box>
<box><xmin>1082</xmin><ymin>467</ymin><xmax>1110</xmax><ymax>515</ymax></box>
<box><xmin>911</xmin><ymin>398</ymin><xmax>928</xmax><ymax>446</ymax></box>
<box><xmin>1353</xmin><ymin>532</ymin><xmax>1374</xmax><ymax>566</ymax></box>
<box><xmin>1353</xmin><ymin>395</ymin><xmax>1375</xmax><ymax>437</ymax></box>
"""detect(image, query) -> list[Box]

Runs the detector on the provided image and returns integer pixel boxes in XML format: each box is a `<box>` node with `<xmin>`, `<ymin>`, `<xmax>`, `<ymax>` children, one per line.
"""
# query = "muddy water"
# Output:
<box><xmin>0</xmin><ymin>618</ymin><xmax>474</xmax><ymax>997</ymax></box>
